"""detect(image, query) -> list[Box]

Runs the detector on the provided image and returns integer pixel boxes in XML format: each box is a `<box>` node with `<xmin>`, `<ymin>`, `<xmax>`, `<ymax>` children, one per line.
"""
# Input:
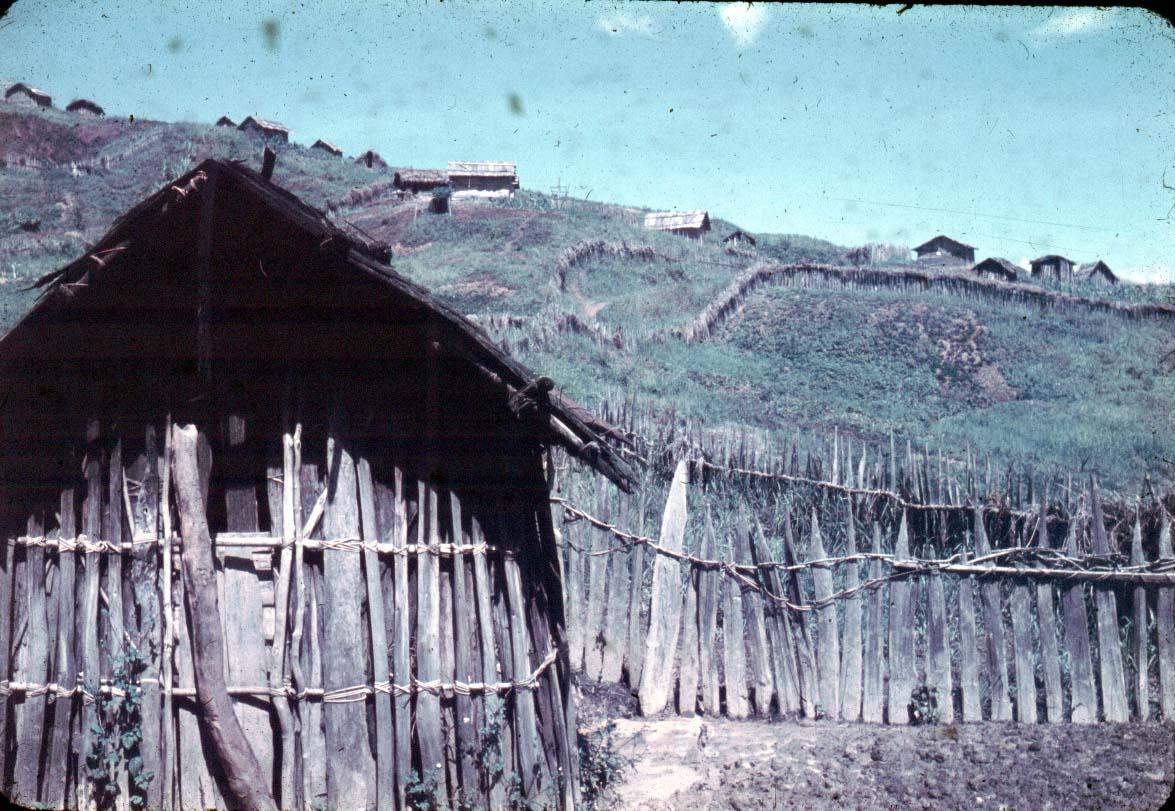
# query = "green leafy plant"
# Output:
<box><xmin>405</xmin><ymin>767</ymin><xmax>442</xmax><ymax>811</ymax></box>
<box><xmin>86</xmin><ymin>640</ymin><xmax>154</xmax><ymax>808</ymax></box>
<box><xmin>909</xmin><ymin>685</ymin><xmax>941</xmax><ymax>725</ymax></box>
<box><xmin>577</xmin><ymin>720</ymin><xmax>631</xmax><ymax>811</ymax></box>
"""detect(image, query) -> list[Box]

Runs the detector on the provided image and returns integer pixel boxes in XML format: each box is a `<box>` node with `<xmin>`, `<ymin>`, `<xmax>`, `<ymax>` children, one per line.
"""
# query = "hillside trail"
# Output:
<box><xmin>607</xmin><ymin>714</ymin><xmax>1174</xmax><ymax>810</ymax></box>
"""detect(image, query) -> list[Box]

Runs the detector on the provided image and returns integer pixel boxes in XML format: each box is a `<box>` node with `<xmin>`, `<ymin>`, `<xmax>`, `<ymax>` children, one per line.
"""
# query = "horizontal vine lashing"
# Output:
<box><xmin>3</xmin><ymin>534</ymin><xmax>510</xmax><ymax>558</ymax></box>
<box><xmin>0</xmin><ymin>648</ymin><xmax>558</xmax><ymax>703</ymax></box>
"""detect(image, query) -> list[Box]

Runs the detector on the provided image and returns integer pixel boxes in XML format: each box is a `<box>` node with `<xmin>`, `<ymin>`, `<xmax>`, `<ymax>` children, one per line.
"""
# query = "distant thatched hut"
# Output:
<box><xmin>356</xmin><ymin>149</ymin><xmax>388</xmax><ymax>169</ymax></box>
<box><xmin>723</xmin><ymin>229</ymin><xmax>757</xmax><ymax>246</ymax></box>
<box><xmin>644</xmin><ymin>210</ymin><xmax>711</xmax><ymax>239</ymax></box>
<box><xmin>0</xmin><ymin>158</ymin><xmax>633</xmax><ymax>811</ymax></box>
<box><xmin>1030</xmin><ymin>254</ymin><xmax>1074</xmax><ymax>283</ymax></box>
<box><xmin>311</xmin><ymin>139</ymin><xmax>343</xmax><ymax>157</ymax></box>
<box><xmin>237</xmin><ymin>116</ymin><xmax>290</xmax><ymax>143</ymax></box>
<box><xmin>1076</xmin><ymin>259</ymin><xmax>1118</xmax><ymax>286</ymax></box>
<box><xmin>393</xmin><ymin>168</ymin><xmax>450</xmax><ymax>193</ymax></box>
<box><xmin>913</xmin><ymin>235</ymin><xmax>975</xmax><ymax>266</ymax></box>
<box><xmin>216</xmin><ymin>115</ymin><xmax>237</xmax><ymax>128</ymax></box>
<box><xmin>447</xmin><ymin>161</ymin><xmax>518</xmax><ymax>197</ymax></box>
<box><xmin>65</xmin><ymin>99</ymin><xmax>104</xmax><ymax>117</ymax></box>
<box><xmin>3</xmin><ymin>83</ymin><xmax>52</xmax><ymax>109</ymax></box>
<box><xmin>972</xmin><ymin>257</ymin><xmax>1019</xmax><ymax>282</ymax></box>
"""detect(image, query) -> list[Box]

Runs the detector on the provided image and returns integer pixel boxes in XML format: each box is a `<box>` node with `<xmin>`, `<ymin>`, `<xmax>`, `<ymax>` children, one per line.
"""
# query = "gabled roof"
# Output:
<box><xmin>1076</xmin><ymin>260</ymin><xmax>1117</xmax><ymax>282</ymax></box>
<box><xmin>311</xmin><ymin>139</ymin><xmax>343</xmax><ymax>156</ymax></box>
<box><xmin>447</xmin><ymin>161</ymin><xmax>517</xmax><ymax>178</ymax></box>
<box><xmin>972</xmin><ymin>257</ymin><xmax>1019</xmax><ymax>280</ymax></box>
<box><xmin>645</xmin><ymin>211</ymin><xmax>711</xmax><ymax>232</ymax></box>
<box><xmin>1</xmin><ymin>159</ymin><xmax>637</xmax><ymax>491</ymax></box>
<box><xmin>4</xmin><ymin>82</ymin><xmax>52</xmax><ymax>107</ymax></box>
<box><xmin>394</xmin><ymin>168</ymin><xmax>450</xmax><ymax>187</ymax></box>
<box><xmin>913</xmin><ymin>235</ymin><xmax>974</xmax><ymax>254</ymax></box>
<box><xmin>1030</xmin><ymin>254</ymin><xmax>1072</xmax><ymax>266</ymax></box>
<box><xmin>357</xmin><ymin>150</ymin><xmax>388</xmax><ymax>168</ymax></box>
<box><xmin>66</xmin><ymin>98</ymin><xmax>105</xmax><ymax>115</ymax></box>
<box><xmin>238</xmin><ymin>116</ymin><xmax>290</xmax><ymax>135</ymax></box>
<box><xmin>723</xmin><ymin>229</ymin><xmax>756</xmax><ymax>245</ymax></box>
<box><xmin>216</xmin><ymin>115</ymin><xmax>237</xmax><ymax>127</ymax></box>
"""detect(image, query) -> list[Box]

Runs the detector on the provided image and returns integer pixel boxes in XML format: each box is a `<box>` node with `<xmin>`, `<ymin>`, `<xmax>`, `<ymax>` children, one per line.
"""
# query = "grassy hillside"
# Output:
<box><xmin>1</xmin><ymin>105</ymin><xmax>1171</xmax><ymax>489</ymax></box>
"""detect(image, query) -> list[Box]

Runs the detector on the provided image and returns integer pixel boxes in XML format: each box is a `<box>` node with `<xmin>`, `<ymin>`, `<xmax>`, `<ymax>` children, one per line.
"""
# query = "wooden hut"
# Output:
<box><xmin>644</xmin><ymin>211</ymin><xmax>711</xmax><ymax>239</ymax></box>
<box><xmin>1030</xmin><ymin>254</ymin><xmax>1074</xmax><ymax>283</ymax></box>
<box><xmin>311</xmin><ymin>139</ymin><xmax>343</xmax><ymax>158</ymax></box>
<box><xmin>394</xmin><ymin>168</ymin><xmax>450</xmax><ymax>193</ymax></box>
<box><xmin>65</xmin><ymin>99</ymin><xmax>104</xmax><ymax>117</ymax></box>
<box><xmin>912</xmin><ymin>235</ymin><xmax>975</xmax><ymax>266</ymax></box>
<box><xmin>447</xmin><ymin>161</ymin><xmax>518</xmax><ymax>197</ymax></box>
<box><xmin>0</xmin><ymin>158</ymin><xmax>634</xmax><ymax>811</ymax></box>
<box><xmin>357</xmin><ymin>149</ymin><xmax>388</xmax><ymax>169</ymax></box>
<box><xmin>3</xmin><ymin>82</ymin><xmax>52</xmax><ymax>109</ymax></box>
<box><xmin>1075</xmin><ymin>259</ymin><xmax>1118</xmax><ymax>286</ymax></box>
<box><xmin>972</xmin><ymin>257</ymin><xmax>1019</xmax><ymax>282</ymax></box>
<box><xmin>722</xmin><ymin>229</ymin><xmax>757</xmax><ymax>246</ymax></box>
<box><xmin>216</xmin><ymin>115</ymin><xmax>237</xmax><ymax>128</ymax></box>
<box><xmin>238</xmin><ymin>116</ymin><xmax>290</xmax><ymax>143</ymax></box>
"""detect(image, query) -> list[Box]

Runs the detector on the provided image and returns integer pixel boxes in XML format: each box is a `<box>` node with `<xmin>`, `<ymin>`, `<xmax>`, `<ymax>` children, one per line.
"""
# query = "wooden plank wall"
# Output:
<box><xmin>0</xmin><ymin>421</ymin><xmax>573</xmax><ymax>811</ymax></box>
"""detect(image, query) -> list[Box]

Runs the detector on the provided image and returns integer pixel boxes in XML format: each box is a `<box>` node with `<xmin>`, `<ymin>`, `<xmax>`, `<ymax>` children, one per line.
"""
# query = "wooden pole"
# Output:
<box><xmin>1033</xmin><ymin>497</ymin><xmax>1063</xmax><ymax>723</ymax></box>
<box><xmin>886</xmin><ymin>512</ymin><xmax>915</xmax><ymax>724</ymax></box>
<box><xmin>808</xmin><ymin>510</ymin><xmax>840</xmax><ymax>718</ymax></box>
<box><xmin>973</xmin><ymin>507</ymin><xmax>1013</xmax><ymax>721</ymax></box>
<box><xmin>696</xmin><ymin>506</ymin><xmax>722</xmax><ymax>716</ymax></box>
<box><xmin>1089</xmin><ymin>478</ymin><xmax>1128</xmax><ymax>722</ymax></box>
<box><xmin>838</xmin><ymin>500</ymin><xmax>863</xmax><ymax>722</ymax></box>
<box><xmin>1060</xmin><ymin>509</ymin><xmax>1097</xmax><ymax>723</ymax></box>
<box><xmin>1158</xmin><ymin>511</ymin><xmax>1175</xmax><ymax>720</ymax></box>
<box><xmin>170</xmin><ymin>424</ymin><xmax>277</xmax><ymax>811</ymax></box>
<box><xmin>1130</xmin><ymin>514</ymin><xmax>1149</xmax><ymax>721</ymax></box>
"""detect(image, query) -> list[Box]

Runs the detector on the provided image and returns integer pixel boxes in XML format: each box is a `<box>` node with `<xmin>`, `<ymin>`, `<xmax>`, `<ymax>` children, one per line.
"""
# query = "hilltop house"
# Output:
<box><xmin>0</xmin><ymin>157</ymin><xmax>633</xmax><ymax>811</ymax></box>
<box><xmin>913</xmin><ymin>235</ymin><xmax>975</xmax><ymax>266</ymax></box>
<box><xmin>723</xmin><ymin>229</ymin><xmax>757</xmax><ymax>246</ymax></box>
<box><xmin>66</xmin><ymin>98</ymin><xmax>105</xmax><ymax>117</ymax></box>
<box><xmin>238</xmin><ymin>116</ymin><xmax>290</xmax><ymax>143</ymax></box>
<box><xmin>447</xmin><ymin>161</ymin><xmax>519</xmax><ymax>197</ymax></box>
<box><xmin>645</xmin><ymin>210</ymin><xmax>712</xmax><ymax>239</ymax></box>
<box><xmin>311</xmin><ymin>139</ymin><xmax>343</xmax><ymax>157</ymax></box>
<box><xmin>1030</xmin><ymin>254</ymin><xmax>1074</xmax><ymax>283</ymax></box>
<box><xmin>216</xmin><ymin>115</ymin><xmax>237</xmax><ymax>127</ymax></box>
<box><xmin>356</xmin><ymin>149</ymin><xmax>388</xmax><ymax>169</ymax></box>
<box><xmin>1076</xmin><ymin>259</ymin><xmax>1118</xmax><ymax>286</ymax></box>
<box><xmin>394</xmin><ymin>168</ymin><xmax>450</xmax><ymax>193</ymax></box>
<box><xmin>972</xmin><ymin>257</ymin><xmax>1019</xmax><ymax>282</ymax></box>
<box><xmin>4</xmin><ymin>82</ymin><xmax>52</xmax><ymax>108</ymax></box>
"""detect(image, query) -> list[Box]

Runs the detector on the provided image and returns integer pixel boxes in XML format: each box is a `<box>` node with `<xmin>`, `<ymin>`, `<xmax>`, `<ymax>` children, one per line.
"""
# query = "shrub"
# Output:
<box><xmin>577</xmin><ymin>720</ymin><xmax>631</xmax><ymax>811</ymax></box>
<box><xmin>429</xmin><ymin>185</ymin><xmax>452</xmax><ymax>214</ymax></box>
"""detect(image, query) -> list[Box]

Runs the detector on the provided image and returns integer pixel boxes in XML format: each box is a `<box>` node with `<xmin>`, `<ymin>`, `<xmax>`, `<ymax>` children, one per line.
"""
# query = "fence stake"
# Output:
<box><xmin>974</xmin><ymin>507</ymin><xmax>1013</xmax><ymax>721</ymax></box>
<box><xmin>1158</xmin><ymin>511</ymin><xmax>1175</xmax><ymax>720</ymax></box>
<box><xmin>697</xmin><ymin>506</ymin><xmax>722</xmax><ymax>716</ymax></box>
<box><xmin>808</xmin><ymin>510</ymin><xmax>840</xmax><ymax>718</ymax></box>
<box><xmin>1089</xmin><ymin>479</ymin><xmax>1129</xmax><ymax>722</ymax></box>
<box><xmin>1034</xmin><ymin>497</ymin><xmax>1063</xmax><ymax>723</ymax></box>
<box><xmin>736</xmin><ymin>514</ymin><xmax>775</xmax><ymax>716</ymax></box>
<box><xmin>887</xmin><ymin>512</ymin><xmax>916</xmax><ymax>724</ymax></box>
<box><xmin>1009</xmin><ymin>524</ymin><xmax>1038</xmax><ymax>724</ymax></box>
<box><xmin>1131</xmin><ymin>514</ymin><xmax>1149</xmax><ymax>721</ymax></box>
<box><xmin>862</xmin><ymin>523</ymin><xmax>885</xmax><ymax>723</ymax></box>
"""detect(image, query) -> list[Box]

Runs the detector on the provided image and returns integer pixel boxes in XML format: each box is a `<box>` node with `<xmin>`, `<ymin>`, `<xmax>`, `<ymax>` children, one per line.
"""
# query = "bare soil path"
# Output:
<box><xmin>608</xmin><ymin>715</ymin><xmax>1175</xmax><ymax>810</ymax></box>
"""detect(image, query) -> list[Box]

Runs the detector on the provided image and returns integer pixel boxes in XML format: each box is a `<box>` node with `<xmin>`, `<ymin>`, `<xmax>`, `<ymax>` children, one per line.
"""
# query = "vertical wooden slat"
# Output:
<box><xmin>1089</xmin><ymin>480</ymin><xmax>1128</xmax><ymax>722</ymax></box>
<box><xmin>1060</xmin><ymin>511</ymin><xmax>1097</xmax><ymax>723</ymax></box>
<box><xmin>1157</xmin><ymin>511</ymin><xmax>1175</xmax><ymax>720</ymax></box>
<box><xmin>1033</xmin><ymin>499</ymin><xmax>1063</xmax><ymax>724</ymax></box>
<box><xmin>437</xmin><ymin>531</ymin><xmax>458</xmax><ymax>804</ymax></box>
<box><xmin>721</xmin><ymin>558</ymin><xmax>749</xmax><ymax>719</ymax></box>
<box><xmin>735</xmin><ymin>518</ymin><xmax>774</xmax><ymax>716</ymax></box>
<box><xmin>860</xmin><ymin>521</ymin><xmax>883</xmax><ymax>724</ymax></box>
<box><xmin>104</xmin><ymin>440</ymin><xmax>130</xmax><ymax>807</ymax></box>
<box><xmin>469</xmin><ymin>514</ymin><xmax>508</xmax><ymax>809</ymax></box>
<box><xmin>448</xmin><ymin>491</ymin><xmax>478</xmax><ymax>800</ymax></box>
<box><xmin>1008</xmin><ymin>524</ymin><xmax>1037</xmax><ymax>724</ymax></box>
<box><xmin>623</xmin><ymin>492</ymin><xmax>647</xmax><ymax>688</ymax></box>
<box><xmin>956</xmin><ymin>538</ymin><xmax>983</xmax><ymax>723</ymax></box>
<box><xmin>159</xmin><ymin>421</ymin><xmax>176</xmax><ymax>811</ymax></box>
<box><xmin>384</xmin><ymin>468</ymin><xmax>412</xmax><ymax>807</ymax></box>
<box><xmin>808</xmin><ymin>511</ymin><xmax>839</xmax><ymax>718</ymax></box>
<box><xmin>599</xmin><ymin>495</ymin><xmax>630</xmax><ymax>685</ymax></box>
<box><xmin>266</xmin><ymin>432</ymin><xmax>296</xmax><ymax>811</ymax></box>
<box><xmin>675</xmin><ymin>560</ymin><xmax>701</xmax><ymax>717</ymax></box>
<box><xmin>751</xmin><ymin>518</ymin><xmax>801</xmax><ymax>716</ymax></box>
<box><xmin>0</xmin><ymin>532</ymin><xmax>13</xmax><ymax>794</ymax></box>
<box><xmin>77</xmin><ymin>425</ymin><xmax>105</xmax><ymax>811</ymax></box>
<box><xmin>838</xmin><ymin>500</ymin><xmax>863</xmax><ymax>722</ymax></box>
<box><xmin>1130</xmin><ymin>514</ymin><xmax>1149</xmax><ymax>721</ymax></box>
<box><xmin>357</xmin><ymin>457</ymin><xmax>395</xmax><ymax>811</ymax></box>
<box><xmin>562</xmin><ymin>495</ymin><xmax>585</xmax><ymax>672</ymax></box>
<box><xmin>45</xmin><ymin>486</ymin><xmax>78</xmax><ymax>810</ymax></box>
<box><xmin>581</xmin><ymin>479</ymin><xmax>608</xmax><ymax>681</ymax></box>
<box><xmin>696</xmin><ymin>507</ymin><xmax>722</xmax><ymax>716</ymax></box>
<box><xmin>321</xmin><ymin>436</ymin><xmax>372</xmax><ymax>810</ymax></box>
<box><xmin>926</xmin><ymin>515</ymin><xmax>953</xmax><ymax>724</ymax></box>
<box><xmin>781</xmin><ymin>509</ymin><xmax>818</xmax><ymax>718</ymax></box>
<box><xmin>637</xmin><ymin>459</ymin><xmax>690</xmax><ymax>716</ymax></box>
<box><xmin>415</xmin><ymin>479</ymin><xmax>445</xmax><ymax>785</ymax></box>
<box><xmin>501</xmin><ymin>524</ymin><xmax>545</xmax><ymax>797</ymax></box>
<box><xmin>13</xmin><ymin>517</ymin><xmax>48</xmax><ymax>805</ymax></box>
<box><xmin>973</xmin><ymin>507</ymin><xmax>1013</xmax><ymax>721</ymax></box>
<box><xmin>887</xmin><ymin>512</ymin><xmax>915</xmax><ymax>724</ymax></box>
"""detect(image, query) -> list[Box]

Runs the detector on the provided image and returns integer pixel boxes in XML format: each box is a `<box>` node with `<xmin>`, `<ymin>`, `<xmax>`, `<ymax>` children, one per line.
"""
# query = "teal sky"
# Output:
<box><xmin>2</xmin><ymin>2</ymin><xmax>1173</xmax><ymax>281</ymax></box>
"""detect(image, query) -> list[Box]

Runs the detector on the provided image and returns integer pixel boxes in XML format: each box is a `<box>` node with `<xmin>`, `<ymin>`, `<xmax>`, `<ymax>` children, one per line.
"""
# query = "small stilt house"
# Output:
<box><xmin>972</xmin><ymin>257</ymin><xmax>1019</xmax><ymax>282</ymax></box>
<box><xmin>722</xmin><ymin>229</ymin><xmax>756</xmax><ymax>247</ymax></box>
<box><xmin>237</xmin><ymin>116</ymin><xmax>290</xmax><ymax>143</ymax></box>
<box><xmin>1075</xmin><ymin>260</ymin><xmax>1118</xmax><ymax>286</ymax></box>
<box><xmin>394</xmin><ymin>169</ymin><xmax>451</xmax><ymax>194</ymax></box>
<box><xmin>912</xmin><ymin>235</ymin><xmax>975</xmax><ymax>267</ymax></box>
<box><xmin>3</xmin><ymin>83</ymin><xmax>52</xmax><ymax>109</ymax></box>
<box><xmin>0</xmin><ymin>158</ymin><xmax>634</xmax><ymax>811</ymax></box>
<box><xmin>310</xmin><ymin>139</ymin><xmax>343</xmax><ymax>158</ymax></box>
<box><xmin>644</xmin><ymin>211</ymin><xmax>711</xmax><ymax>239</ymax></box>
<box><xmin>65</xmin><ymin>99</ymin><xmax>104</xmax><ymax>117</ymax></box>
<box><xmin>447</xmin><ymin>161</ymin><xmax>519</xmax><ymax>197</ymax></box>
<box><xmin>1030</xmin><ymin>254</ymin><xmax>1074</xmax><ymax>283</ymax></box>
<box><xmin>357</xmin><ymin>149</ymin><xmax>388</xmax><ymax>169</ymax></box>
<box><xmin>216</xmin><ymin>116</ymin><xmax>237</xmax><ymax>128</ymax></box>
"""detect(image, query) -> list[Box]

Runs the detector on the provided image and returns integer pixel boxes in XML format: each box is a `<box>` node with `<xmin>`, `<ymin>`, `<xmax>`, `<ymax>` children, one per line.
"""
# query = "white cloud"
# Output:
<box><xmin>597</xmin><ymin>11</ymin><xmax>656</xmax><ymax>38</ymax></box>
<box><xmin>719</xmin><ymin>3</ymin><xmax>768</xmax><ymax>48</ymax></box>
<box><xmin>1028</xmin><ymin>8</ymin><xmax>1118</xmax><ymax>43</ymax></box>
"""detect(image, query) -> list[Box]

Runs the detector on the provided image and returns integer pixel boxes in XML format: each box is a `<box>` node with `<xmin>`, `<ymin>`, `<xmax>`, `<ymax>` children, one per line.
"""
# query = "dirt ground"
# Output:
<box><xmin>579</xmin><ymin>685</ymin><xmax>1175</xmax><ymax>810</ymax></box>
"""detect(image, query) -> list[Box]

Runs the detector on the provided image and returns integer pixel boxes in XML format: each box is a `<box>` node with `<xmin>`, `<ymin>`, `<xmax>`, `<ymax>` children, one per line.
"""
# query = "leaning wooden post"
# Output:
<box><xmin>170</xmin><ymin>424</ymin><xmax>277</xmax><ymax>811</ymax></box>
<box><xmin>1060</xmin><ymin>507</ymin><xmax>1097</xmax><ymax>723</ymax></box>
<box><xmin>1033</xmin><ymin>495</ymin><xmax>1063</xmax><ymax>723</ymax></box>
<box><xmin>1089</xmin><ymin>478</ymin><xmax>1129</xmax><ymax>722</ymax></box>
<box><xmin>638</xmin><ymin>458</ymin><xmax>690</xmax><ymax>715</ymax></box>
<box><xmin>1158</xmin><ymin>511</ymin><xmax>1175</xmax><ymax>720</ymax></box>
<box><xmin>1130</xmin><ymin>512</ymin><xmax>1149</xmax><ymax>721</ymax></box>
